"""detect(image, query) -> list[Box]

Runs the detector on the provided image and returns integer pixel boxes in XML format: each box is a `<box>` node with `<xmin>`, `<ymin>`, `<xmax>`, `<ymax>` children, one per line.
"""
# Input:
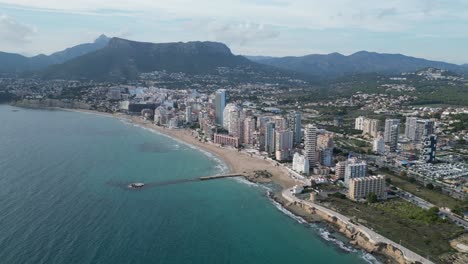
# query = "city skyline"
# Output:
<box><xmin>1</xmin><ymin>0</ymin><xmax>468</xmax><ymax>63</ymax></box>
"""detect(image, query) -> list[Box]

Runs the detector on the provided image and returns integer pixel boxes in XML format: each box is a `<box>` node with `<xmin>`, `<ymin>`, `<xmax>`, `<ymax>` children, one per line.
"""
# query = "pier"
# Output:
<box><xmin>199</xmin><ymin>173</ymin><xmax>246</xmax><ymax>181</ymax></box>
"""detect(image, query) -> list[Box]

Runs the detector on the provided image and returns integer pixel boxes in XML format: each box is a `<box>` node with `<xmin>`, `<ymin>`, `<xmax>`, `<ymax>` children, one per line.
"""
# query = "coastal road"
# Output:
<box><xmin>398</xmin><ymin>190</ymin><xmax>468</xmax><ymax>230</ymax></box>
<box><xmin>282</xmin><ymin>188</ymin><xmax>434</xmax><ymax>264</ymax></box>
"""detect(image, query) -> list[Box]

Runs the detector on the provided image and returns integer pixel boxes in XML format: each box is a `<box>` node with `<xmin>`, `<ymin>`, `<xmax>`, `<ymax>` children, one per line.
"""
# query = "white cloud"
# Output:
<box><xmin>209</xmin><ymin>22</ymin><xmax>279</xmax><ymax>46</ymax></box>
<box><xmin>0</xmin><ymin>14</ymin><xmax>36</xmax><ymax>44</ymax></box>
<box><xmin>1</xmin><ymin>0</ymin><xmax>466</xmax><ymax>32</ymax></box>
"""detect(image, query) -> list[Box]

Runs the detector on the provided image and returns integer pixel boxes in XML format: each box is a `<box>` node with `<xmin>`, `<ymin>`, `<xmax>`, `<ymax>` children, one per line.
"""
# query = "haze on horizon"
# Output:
<box><xmin>1</xmin><ymin>0</ymin><xmax>467</xmax><ymax>64</ymax></box>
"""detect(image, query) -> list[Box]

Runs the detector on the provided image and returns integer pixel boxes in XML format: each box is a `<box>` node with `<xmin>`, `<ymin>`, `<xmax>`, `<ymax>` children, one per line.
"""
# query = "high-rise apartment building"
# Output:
<box><xmin>304</xmin><ymin>124</ymin><xmax>317</xmax><ymax>169</ymax></box>
<box><xmin>348</xmin><ymin>175</ymin><xmax>386</xmax><ymax>201</ymax></box>
<box><xmin>214</xmin><ymin>89</ymin><xmax>226</xmax><ymax>126</ymax></box>
<box><xmin>344</xmin><ymin>158</ymin><xmax>367</xmax><ymax>186</ymax></box>
<box><xmin>384</xmin><ymin>119</ymin><xmax>400</xmax><ymax>143</ymax></box>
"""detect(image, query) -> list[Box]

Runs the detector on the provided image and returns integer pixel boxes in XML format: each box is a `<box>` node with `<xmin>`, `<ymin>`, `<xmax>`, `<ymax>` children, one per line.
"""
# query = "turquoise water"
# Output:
<box><xmin>0</xmin><ymin>105</ymin><xmax>372</xmax><ymax>264</ymax></box>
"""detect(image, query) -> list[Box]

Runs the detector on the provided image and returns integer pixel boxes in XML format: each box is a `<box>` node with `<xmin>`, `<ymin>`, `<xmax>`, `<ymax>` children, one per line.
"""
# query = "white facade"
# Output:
<box><xmin>344</xmin><ymin>158</ymin><xmax>367</xmax><ymax>186</ymax></box>
<box><xmin>384</xmin><ymin>119</ymin><xmax>400</xmax><ymax>143</ymax></box>
<box><xmin>304</xmin><ymin>124</ymin><xmax>317</xmax><ymax>169</ymax></box>
<box><xmin>348</xmin><ymin>175</ymin><xmax>386</xmax><ymax>201</ymax></box>
<box><xmin>293</xmin><ymin>152</ymin><xmax>309</xmax><ymax>175</ymax></box>
<box><xmin>373</xmin><ymin>135</ymin><xmax>386</xmax><ymax>154</ymax></box>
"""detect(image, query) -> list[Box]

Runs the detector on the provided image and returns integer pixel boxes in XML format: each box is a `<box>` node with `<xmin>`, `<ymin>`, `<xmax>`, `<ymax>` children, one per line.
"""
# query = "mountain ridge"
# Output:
<box><xmin>41</xmin><ymin>38</ymin><xmax>256</xmax><ymax>80</ymax></box>
<box><xmin>0</xmin><ymin>35</ymin><xmax>110</xmax><ymax>73</ymax></box>
<box><xmin>246</xmin><ymin>51</ymin><xmax>467</xmax><ymax>77</ymax></box>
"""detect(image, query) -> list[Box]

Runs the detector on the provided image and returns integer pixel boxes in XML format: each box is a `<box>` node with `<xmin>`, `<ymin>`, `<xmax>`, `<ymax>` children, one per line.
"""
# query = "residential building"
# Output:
<box><xmin>373</xmin><ymin>134</ymin><xmax>386</xmax><ymax>154</ymax></box>
<box><xmin>288</xmin><ymin>111</ymin><xmax>302</xmax><ymax>145</ymax></box>
<box><xmin>421</xmin><ymin>135</ymin><xmax>437</xmax><ymax>163</ymax></box>
<box><xmin>304</xmin><ymin>124</ymin><xmax>318</xmax><ymax>169</ymax></box>
<box><xmin>292</xmin><ymin>152</ymin><xmax>309</xmax><ymax>175</ymax></box>
<box><xmin>384</xmin><ymin>119</ymin><xmax>400</xmax><ymax>143</ymax></box>
<box><xmin>265</xmin><ymin>122</ymin><xmax>276</xmax><ymax>155</ymax></box>
<box><xmin>335</xmin><ymin>161</ymin><xmax>346</xmax><ymax>179</ymax></box>
<box><xmin>319</xmin><ymin>148</ymin><xmax>333</xmax><ymax>167</ymax></box>
<box><xmin>275</xmin><ymin>130</ymin><xmax>294</xmax><ymax>161</ymax></box>
<box><xmin>214</xmin><ymin>89</ymin><xmax>226</xmax><ymax>126</ymax></box>
<box><xmin>348</xmin><ymin>175</ymin><xmax>386</xmax><ymax>201</ymax></box>
<box><xmin>214</xmin><ymin>134</ymin><xmax>239</xmax><ymax>148</ymax></box>
<box><xmin>243</xmin><ymin>117</ymin><xmax>255</xmax><ymax>145</ymax></box>
<box><xmin>344</xmin><ymin>158</ymin><xmax>367</xmax><ymax>186</ymax></box>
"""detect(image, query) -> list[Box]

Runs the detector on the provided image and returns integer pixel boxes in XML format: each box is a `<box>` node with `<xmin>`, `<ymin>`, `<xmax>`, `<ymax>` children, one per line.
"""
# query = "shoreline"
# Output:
<box><xmin>11</xmin><ymin>104</ymin><xmax>422</xmax><ymax>263</ymax></box>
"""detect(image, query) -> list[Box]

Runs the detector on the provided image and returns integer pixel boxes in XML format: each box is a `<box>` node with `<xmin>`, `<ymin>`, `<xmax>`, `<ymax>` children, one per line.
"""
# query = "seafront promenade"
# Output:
<box><xmin>281</xmin><ymin>188</ymin><xmax>434</xmax><ymax>264</ymax></box>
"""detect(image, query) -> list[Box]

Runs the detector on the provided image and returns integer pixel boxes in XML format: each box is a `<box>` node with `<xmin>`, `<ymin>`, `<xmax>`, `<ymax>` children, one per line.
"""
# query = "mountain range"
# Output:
<box><xmin>41</xmin><ymin>38</ymin><xmax>254</xmax><ymax>80</ymax></box>
<box><xmin>0</xmin><ymin>35</ymin><xmax>110</xmax><ymax>74</ymax></box>
<box><xmin>246</xmin><ymin>52</ymin><xmax>468</xmax><ymax>78</ymax></box>
<box><xmin>1</xmin><ymin>35</ymin><xmax>467</xmax><ymax>80</ymax></box>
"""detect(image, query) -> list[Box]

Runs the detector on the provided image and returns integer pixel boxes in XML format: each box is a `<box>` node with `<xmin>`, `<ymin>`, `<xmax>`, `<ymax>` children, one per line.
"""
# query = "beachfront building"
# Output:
<box><xmin>214</xmin><ymin>89</ymin><xmax>226</xmax><ymax>126</ymax></box>
<box><xmin>154</xmin><ymin>106</ymin><xmax>168</xmax><ymax>126</ymax></box>
<box><xmin>292</xmin><ymin>152</ymin><xmax>309</xmax><ymax>175</ymax></box>
<box><xmin>304</xmin><ymin>124</ymin><xmax>318</xmax><ymax>169</ymax></box>
<box><xmin>223</xmin><ymin>103</ymin><xmax>238</xmax><ymax>130</ymax></box>
<box><xmin>265</xmin><ymin>122</ymin><xmax>276</xmax><ymax>155</ymax></box>
<box><xmin>275</xmin><ymin>130</ymin><xmax>294</xmax><ymax>161</ymax></box>
<box><xmin>243</xmin><ymin>117</ymin><xmax>255</xmax><ymax>145</ymax></box>
<box><xmin>344</xmin><ymin>158</ymin><xmax>367</xmax><ymax>186</ymax></box>
<box><xmin>185</xmin><ymin>105</ymin><xmax>193</xmax><ymax>124</ymax></box>
<box><xmin>348</xmin><ymin>175</ymin><xmax>386</xmax><ymax>201</ymax></box>
<box><xmin>214</xmin><ymin>133</ymin><xmax>239</xmax><ymax>148</ymax></box>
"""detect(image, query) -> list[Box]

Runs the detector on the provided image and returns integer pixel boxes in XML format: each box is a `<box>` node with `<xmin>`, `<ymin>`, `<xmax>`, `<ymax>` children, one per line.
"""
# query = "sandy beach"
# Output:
<box><xmin>67</xmin><ymin>108</ymin><xmax>297</xmax><ymax>189</ymax></box>
<box><xmin>128</xmin><ymin>116</ymin><xmax>298</xmax><ymax>189</ymax></box>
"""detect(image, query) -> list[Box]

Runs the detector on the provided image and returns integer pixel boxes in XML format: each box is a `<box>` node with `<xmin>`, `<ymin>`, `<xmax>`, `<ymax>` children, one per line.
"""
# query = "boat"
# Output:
<box><xmin>128</xmin><ymin>182</ymin><xmax>145</xmax><ymax>189</ymax></box>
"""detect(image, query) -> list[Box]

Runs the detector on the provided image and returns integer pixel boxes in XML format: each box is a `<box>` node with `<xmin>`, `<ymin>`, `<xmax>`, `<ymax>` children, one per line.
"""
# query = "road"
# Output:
<box><xmin>398</xmin><ymin>190</ymin><xmax>468</xmax><ymax>230</ymax></box>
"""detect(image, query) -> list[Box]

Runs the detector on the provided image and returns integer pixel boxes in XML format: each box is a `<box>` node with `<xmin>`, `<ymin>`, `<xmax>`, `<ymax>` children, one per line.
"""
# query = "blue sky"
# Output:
<box><xmin>1</xmin><ymin>0</ymin><xmax>467</xmax><ymax>64</ymax></box>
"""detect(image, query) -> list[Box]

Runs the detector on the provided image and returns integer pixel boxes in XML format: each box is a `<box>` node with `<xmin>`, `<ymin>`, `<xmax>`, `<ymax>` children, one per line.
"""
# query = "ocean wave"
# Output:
<box><xmin>267</xmin><ymin>192</ymin><xmax>308</xmax><ymax>225</ymax></box>
<box><xmin>360</xmin><ymin>252</ymin><xmax>381</xmax><ymax>264</ymax></box>
<box><xmin>267</xmin><ymin>192</ymin><xmax>381</xmax><ymax>263</ymax></box>
<box><xmin>316</xmin><ymin>226</ymin><xmax>357</xmax><ymax>253</ymax></box>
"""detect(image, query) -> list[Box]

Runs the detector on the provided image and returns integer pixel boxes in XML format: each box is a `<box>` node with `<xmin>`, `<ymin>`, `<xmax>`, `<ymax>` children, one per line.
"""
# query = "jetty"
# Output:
<box><xmin>199</xmin><ymin>173</ymin><xmax>246</xmax><ymax>181</ymax></box>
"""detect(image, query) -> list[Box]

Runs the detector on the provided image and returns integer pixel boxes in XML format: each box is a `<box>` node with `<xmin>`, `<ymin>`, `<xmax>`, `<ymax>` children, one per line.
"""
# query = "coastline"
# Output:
<box><xmin>12</xmin><ymin>104</ymin><xmax>426</xmax><ymax>264</ymax></box>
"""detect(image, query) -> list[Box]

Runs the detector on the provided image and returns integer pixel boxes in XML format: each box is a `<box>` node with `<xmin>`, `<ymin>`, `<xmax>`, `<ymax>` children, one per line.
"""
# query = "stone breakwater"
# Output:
<box><xmin>281</xmin><ymin>189</ymin><xmax>433</xmax><ymax>264</ymax></box>
<box><xmin>12</xmin><ymin>99</ymin><xmax>91</xmax><ymax>110</ymax></box>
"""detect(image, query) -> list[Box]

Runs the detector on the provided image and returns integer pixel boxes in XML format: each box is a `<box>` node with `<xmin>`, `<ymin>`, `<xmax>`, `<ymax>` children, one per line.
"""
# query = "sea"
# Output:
<box><xmin>0</xmin><ymin>104</ymin><xmax>378</xmax><ymax>264</ymax></box>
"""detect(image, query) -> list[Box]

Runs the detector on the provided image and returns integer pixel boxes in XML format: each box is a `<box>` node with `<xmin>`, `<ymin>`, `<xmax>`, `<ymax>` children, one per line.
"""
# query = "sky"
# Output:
<box><xmin>0</xmin><ymin>0</ymin><xmax>467</xmax><ymax>64</ymax></box>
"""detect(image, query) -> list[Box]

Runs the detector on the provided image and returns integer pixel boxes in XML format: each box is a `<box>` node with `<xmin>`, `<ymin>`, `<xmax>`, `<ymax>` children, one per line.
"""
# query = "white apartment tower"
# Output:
<box><xmin>304</xmin><ymin>124</ymin><xmax>317</xmax><ymax>169</ymax></box>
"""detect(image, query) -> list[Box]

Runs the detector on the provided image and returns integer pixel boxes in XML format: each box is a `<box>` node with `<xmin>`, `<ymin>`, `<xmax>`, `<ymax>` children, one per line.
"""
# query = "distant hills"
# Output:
<box><xmin>0</xmin><ymin>35</ymin><xmax>110</xmax><ymax>73</ymax></box>
<box><xmin>1</xmin><ymin>35</ymin><xmax>467</xmax><ymax>80</ymax></box>
<box><xmin>246</xmin><ymin>51</ymin><xmax>468</xmax><ymax>78</ymax></box>
<box><xmin>41</xmin><ymin>38</ymin><xmax>255</xmax><ymax>80</ymax></box>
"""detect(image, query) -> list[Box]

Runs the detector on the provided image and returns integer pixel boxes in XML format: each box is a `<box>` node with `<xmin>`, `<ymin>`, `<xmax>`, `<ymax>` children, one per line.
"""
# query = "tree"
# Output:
<box><xmin>367</xmin><ymin>192</ymin><xmax>378</xmax><ymax>203</ymax></box>
<box><xmin>426</xmin><ymin>183</ymin><xmax>434</xmax><ymax>190</ymax></box>
<box><xmin>385</xmin><ymin>178</ymin><xmax>392</xmax><ymax>184</ymax></box>
<box><xmin>400</xmin><ymin>171</ymin><xmax>407</xmax><ymax>177</ymax></box>
<box><xmin>409</xmin><ymin>177</ymin><xmax>416</xmax><ymax>184</ymax></box>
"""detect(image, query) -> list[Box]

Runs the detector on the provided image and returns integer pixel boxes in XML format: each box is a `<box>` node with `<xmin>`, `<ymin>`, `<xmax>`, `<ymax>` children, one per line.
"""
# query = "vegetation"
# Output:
<box><xmin>366</xmin><ymin>192</ymin><xmax>378</xmax><ymax>203</ymax></box>
<box><xmin>378</xmin><ymin>170</ymin><xmax>468</xmax><ymax>211</ymax></box>
<box><xmin>324</xmin><ymin>197</ymin><xmax>465</xmax><ymax>262</ymax></box>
